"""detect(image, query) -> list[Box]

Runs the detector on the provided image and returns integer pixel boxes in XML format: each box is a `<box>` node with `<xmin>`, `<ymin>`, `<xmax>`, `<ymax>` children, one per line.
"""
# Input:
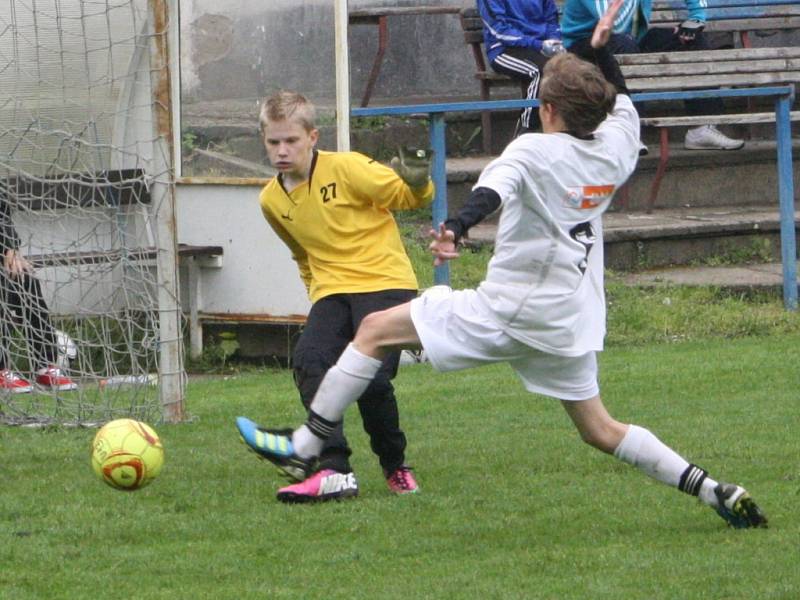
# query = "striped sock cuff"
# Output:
<box><xmin>678</xmin><ymin>463</ymin><xmax>708</xmax><ymax>496</ymax></box>
<box><xmin>306</xmin><ymin>409</ymin><xmax>340</xmax><ymax>440</ymax></box>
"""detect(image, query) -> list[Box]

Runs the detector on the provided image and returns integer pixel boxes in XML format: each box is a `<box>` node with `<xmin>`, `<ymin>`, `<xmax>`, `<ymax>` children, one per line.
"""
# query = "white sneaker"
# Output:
<box><xmin>55</xmin><ymin>329</ymin><xmax>77</xmax><ymax>369</ymax></box>
<box><xmin>684</xmin><ymin>125</ymin><xmax>744</xmax><ymax>150</ymax></box>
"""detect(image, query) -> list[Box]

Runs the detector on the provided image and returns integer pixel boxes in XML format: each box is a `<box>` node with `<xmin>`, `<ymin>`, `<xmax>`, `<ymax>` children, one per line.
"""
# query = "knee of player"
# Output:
<box><xmin>577</xmin><ymin>421</ymin><xmax>624</xmax><ymax>454</ymax></box>
<box><xmin>354</xmin><ymin>311</ymin><xmax>391</xmax><ymax>352</ymax></box>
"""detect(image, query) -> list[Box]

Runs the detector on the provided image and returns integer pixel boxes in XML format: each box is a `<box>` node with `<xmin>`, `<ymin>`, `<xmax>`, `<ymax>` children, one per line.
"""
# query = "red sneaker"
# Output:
<box><xmin>35</xmin><ymin>366</ymin><xmax>78</xmax><ymax>391</ymax></box>
<box><xmin>385</xmin><ymin>465</ymin><xmax>419</xmax><ymax>494</ymax></box>
<box><xmin>0</xmin><ymin>369</ymin><xmax>33</xmax><ymax>394</ymax></box>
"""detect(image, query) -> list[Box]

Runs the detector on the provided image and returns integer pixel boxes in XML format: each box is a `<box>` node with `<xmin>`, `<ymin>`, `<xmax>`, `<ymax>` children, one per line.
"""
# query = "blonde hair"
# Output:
<box><xmin>259</xmin><ymin>90</ymin><xmax>317</xmax><ymax>133</ymax></box>
<box><xmin>539</xmin><ymin>53</ymin><xmax>617</xmax><ymax>137</ymax></box>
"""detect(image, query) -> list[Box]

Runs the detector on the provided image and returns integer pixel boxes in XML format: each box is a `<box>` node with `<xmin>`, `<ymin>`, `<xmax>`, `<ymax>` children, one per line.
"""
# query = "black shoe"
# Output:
<box><xmin>714</xmin><ymin>483</ymin><xmax>768</xmax><ymax>528</ymax></box>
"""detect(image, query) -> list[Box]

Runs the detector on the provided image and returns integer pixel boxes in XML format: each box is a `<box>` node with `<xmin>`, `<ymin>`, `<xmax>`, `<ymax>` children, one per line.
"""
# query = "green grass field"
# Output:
<box><xmin>1</xmin><ymin>333</ymin><xmax>798</xmax><ymax>599</ymax></box>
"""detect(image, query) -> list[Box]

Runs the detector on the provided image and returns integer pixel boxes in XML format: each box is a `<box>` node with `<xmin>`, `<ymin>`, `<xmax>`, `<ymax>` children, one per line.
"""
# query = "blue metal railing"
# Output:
<box><xmin>352</xmin><ymin>85</ymin><xmax>798</xmax><ymax>309</ymax></box>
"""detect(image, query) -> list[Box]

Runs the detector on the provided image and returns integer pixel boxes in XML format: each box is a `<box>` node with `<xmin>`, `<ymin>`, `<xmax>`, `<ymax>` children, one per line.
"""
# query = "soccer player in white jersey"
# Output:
<box><xmin>236</xmin><ymin>0</ymin><xmax>767</xmax><ymax>528</ymax></box>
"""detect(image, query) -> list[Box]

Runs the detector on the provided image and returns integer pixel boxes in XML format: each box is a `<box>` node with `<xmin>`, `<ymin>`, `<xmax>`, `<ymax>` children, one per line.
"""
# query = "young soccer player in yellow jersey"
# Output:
<box><xmin>246</xmin><ymin>90</ymin><xmax>433</xmax><ymax>502</ymax></box>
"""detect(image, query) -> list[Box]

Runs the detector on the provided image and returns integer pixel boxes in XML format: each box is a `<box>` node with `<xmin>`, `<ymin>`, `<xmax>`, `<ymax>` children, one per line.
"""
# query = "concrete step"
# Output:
<box><xmin>620</xmin><ymin>261</ymin><xmax>796</xmax><ymax>291</ymax></box>
<box><xmin>466</xmin><ymin>205</ymin><xmax>800</xmax><ymax>272</ymax></box>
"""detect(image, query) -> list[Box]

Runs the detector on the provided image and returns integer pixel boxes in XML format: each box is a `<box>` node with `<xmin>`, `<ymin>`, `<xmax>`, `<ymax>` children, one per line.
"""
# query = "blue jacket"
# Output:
<box><xmin>561</xmin><ymin>0</ymin><xmax>707</xmax><ymax>47</ymax></box>
<box><xmin>478</xmin><ymin>0</ymin><xmax>562</xmax><ymax>63</ymax></box>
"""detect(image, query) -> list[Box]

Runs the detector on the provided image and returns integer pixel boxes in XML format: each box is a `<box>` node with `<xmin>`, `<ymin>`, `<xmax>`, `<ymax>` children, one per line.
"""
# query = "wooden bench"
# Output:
<box><xmin>27</xmin><ymin>244</ymin><xmax>223</xmax><ymax>269</ymax></box>
<box><xmin>26</xmin><ymin>243</ymin><xmax>224</xmax><ymax>360</ymax></box>
<box><xmin>460</xmin><ymin>1</ymin><xmax>800</xmax><ymax>159</ymax></box>
<box><xmin>648</xmin><ymin>0</ymin><xmax>800</xmax><ymax>49</ymax></box>
<box><xmin>618</xmin><ymin>46</ymin><xmax>800</xmax><ymax>210</ymax></box>
<box><xmin>2</xmin><ymin>168</ymin><xmax>150</xmax><ymax>210</ymax></box>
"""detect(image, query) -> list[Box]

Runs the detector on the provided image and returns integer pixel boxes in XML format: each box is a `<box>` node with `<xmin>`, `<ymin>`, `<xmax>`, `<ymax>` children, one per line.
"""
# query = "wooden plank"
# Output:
<box><xmin>475</xmin><ymin>73</ymin><xmax>521</xmax><ymax>85</ymax></box>
<box><xmin>2</xmin><ymin>168</ymin><xmax>150</xmax><ymax>212</ymax></box>
<box><xmin>626</xmin><ymin>71</ymin><xmax>800</xmax><ymax>91</ymax></box>
<box><xmin>350</xmin><ymin>5</ymin><xmax>461</xmax><ymax>23</ymax></box>
<box><xmin>461</xmin><ymin>16</ymin><xmax>483</xmax><ymax>30</ymax></box>
<box><xmin>178</xmin><ymin>245</ymin><xmax>224</xmax><ymax>258</ymax></box>
<box><xmin>653</xmin><ymin>0</ymin><xmax>799</xmax><ymax>8</ymax></box>
<box><xmin>649</xmin><ymin>15</ymin><xmax>800</xmax><ymax>31</ymax></box>
<box><xmin>703</xmin><ymin>16</ymin><xmax>800</xmax><ymax>30</ymax></box>
<box><xmin>28</xmin><ymin>244</ymin><xmax>223</xmax><ymax>268</ymax></box>
<box><xmin>199</xmin><ymin>312</ymin><xmax>307</xmax><ymax>326</ymax></box>
<box><xmin>652</xmin><ymin>5</ymin><xmax>800</xmax><ymax>20</ymax></box>
<box><xmin>641</xmin><ymin>111</ymin><xmax>800</xmax><ymax>127</ymax></box>
<box><xmin>464</xmin><ymin>31</ymin><xmax>484</xmax><ymax>44</ymax></box>
<box><xmin>616</xmin><ymin>47</ymin><xmax>800</xmax><ymax>65</ymax></box>
<box><xmin>28</xmin><ymin>248</ymin><xmax>157</xmax><ymax>268</ymax></box>
<box><xmin>621</xmin><ymin>58</ymin><xmax>800</xmax><ymax>79</ymax></box>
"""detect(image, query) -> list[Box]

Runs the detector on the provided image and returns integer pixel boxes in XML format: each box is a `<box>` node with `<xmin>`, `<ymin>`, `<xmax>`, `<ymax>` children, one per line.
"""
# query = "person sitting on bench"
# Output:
<box><xmin>0</xmin><ymin>192</ymin><xmax>77</xmax><ymax>393</ymax></box>
<box><xmin>561</xmin><ymin>0</ymin><xmax>745</xmax><ymax>151</ymax></box>
<box><xmin>478</xmin><ymin>0</ymin><xmax>564</xmax><ymax>136</ymax></box>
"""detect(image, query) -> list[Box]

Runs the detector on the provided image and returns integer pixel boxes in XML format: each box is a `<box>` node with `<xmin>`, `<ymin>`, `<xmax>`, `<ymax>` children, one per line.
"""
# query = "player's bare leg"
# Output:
<box><xmin>561</xmin><ymin>396</ymin><xmax>767</xmax><ymax>528</ymax></box>
<box><xmin>352</xmin><ymin>302</ymin><xmax>422</xmax><ymax>360</ymax></box>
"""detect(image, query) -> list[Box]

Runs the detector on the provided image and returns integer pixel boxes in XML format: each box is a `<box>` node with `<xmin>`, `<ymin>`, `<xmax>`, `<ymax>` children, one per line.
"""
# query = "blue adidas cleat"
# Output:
<box><xmin>236</xmin><ymin>416</ymin><xmax>314</xmax><ymax>481</ymax></box>
<box><xmin>714</xmin><ymin>483</ymin><xmax>768</xmax><ymax>529</ymax></box>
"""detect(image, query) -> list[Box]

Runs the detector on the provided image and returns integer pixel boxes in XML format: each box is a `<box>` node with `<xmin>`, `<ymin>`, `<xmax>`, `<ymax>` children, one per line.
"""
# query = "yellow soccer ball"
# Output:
<box><xmin>91</xmin><ymin>419</ymin><xmax>164</xmax><ymax>490</ymax></box>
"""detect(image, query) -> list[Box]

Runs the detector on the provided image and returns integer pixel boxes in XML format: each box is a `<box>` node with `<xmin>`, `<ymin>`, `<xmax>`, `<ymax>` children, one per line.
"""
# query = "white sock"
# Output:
<box><xmin>291</xmin><ymin>424</ymin><xmax>324</xmax><ymax>460</ymax></box>
<box><xmin>291</xmin><ymin>343</ymin><xmax>382</xmax><ymax>459</ymax></box>
<box><xmin>614</xmin><ymin>424</ymin><xmax>719</xmax><ymax>506</ymax></box>
<box><xmin>698</xmin><ymin>478</ymin><xmax>720</xmax><ymax>508</ymax></box>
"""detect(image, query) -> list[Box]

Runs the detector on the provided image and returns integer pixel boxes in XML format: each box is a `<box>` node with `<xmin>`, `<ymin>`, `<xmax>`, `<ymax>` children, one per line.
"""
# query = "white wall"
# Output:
<box><xmin>175</xmin><ymin>183</ymin><xmax>310</xmax><ymax>317</ymax></box>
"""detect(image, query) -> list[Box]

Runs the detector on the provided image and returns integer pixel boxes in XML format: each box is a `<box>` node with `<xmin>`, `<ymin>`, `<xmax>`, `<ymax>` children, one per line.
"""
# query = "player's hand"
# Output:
<box><xmin>591</xmin><ymin>0</ymin><xmax>624</xmax><ymax>49</ymax></box>
<box><xmin>391</xmin><ymin>147</ymin><xmax>433</xmax><ymax>189</ymax></box>
<box><xmin>541</xmin><ymin>39</ymin><xmax>565</xmax><ymax>58</ymax></box>
<box><xmin>428</xmin><ymin>223</ymin><xmax>459</xmax><ymax>266</ymax></box>
<box><xmin>3</xmin><ymin>249</ymin><xmax>32</xmax><ymax>278</ymax></box>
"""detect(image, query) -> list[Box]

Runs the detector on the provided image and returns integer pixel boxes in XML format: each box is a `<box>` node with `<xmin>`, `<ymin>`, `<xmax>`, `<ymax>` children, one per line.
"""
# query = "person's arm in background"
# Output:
<box><xmin>479</xmin><ymin>0</ymin><xmax>549</xmax><ymax>52</ymax></box>
<box><xmin>543</xmin><ymin>0</ymin><xmax>562</xmax><ymax>41</ymax></box>
<box><xmin>0</xmin><ymin>189</ymin><xmax>31</xmax><ymax>278</ymax></box>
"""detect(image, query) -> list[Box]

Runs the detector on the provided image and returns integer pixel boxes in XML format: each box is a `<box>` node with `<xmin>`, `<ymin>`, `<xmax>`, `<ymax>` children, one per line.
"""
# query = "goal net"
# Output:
<box><xmin>0</xmin><ymin>0</ymin><xmax>184</xmax><ymax>426</ymax></box>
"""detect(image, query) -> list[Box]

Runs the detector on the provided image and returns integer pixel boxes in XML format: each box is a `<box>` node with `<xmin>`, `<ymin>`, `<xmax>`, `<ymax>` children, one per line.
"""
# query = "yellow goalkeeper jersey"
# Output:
<box><xmin>260</xmin><ymin>150</ymin><xmax>434</xmax><ymax>303</ymax></box>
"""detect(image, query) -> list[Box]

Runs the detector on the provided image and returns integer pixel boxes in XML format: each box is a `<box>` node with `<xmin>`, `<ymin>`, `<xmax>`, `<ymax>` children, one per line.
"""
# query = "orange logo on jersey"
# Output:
<box><xmin>564</xmin><ymin>184</ymin><xmax>616</xmax><ymax>209</ymax></box>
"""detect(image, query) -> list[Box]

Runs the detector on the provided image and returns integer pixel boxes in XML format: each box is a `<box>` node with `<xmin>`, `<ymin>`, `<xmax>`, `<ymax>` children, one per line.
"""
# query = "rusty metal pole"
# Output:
<box><xmin>148</xmin><ymin>0</ymin><xmax>184</xmax><ymax>422</ymax></box>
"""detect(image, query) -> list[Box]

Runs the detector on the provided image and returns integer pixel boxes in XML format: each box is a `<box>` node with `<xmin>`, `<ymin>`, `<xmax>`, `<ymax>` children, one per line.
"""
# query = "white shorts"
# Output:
<box><xmin>409</xmin><ymin>286</ymin><xmax>599</xmax><ymax>401</ymax></box>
